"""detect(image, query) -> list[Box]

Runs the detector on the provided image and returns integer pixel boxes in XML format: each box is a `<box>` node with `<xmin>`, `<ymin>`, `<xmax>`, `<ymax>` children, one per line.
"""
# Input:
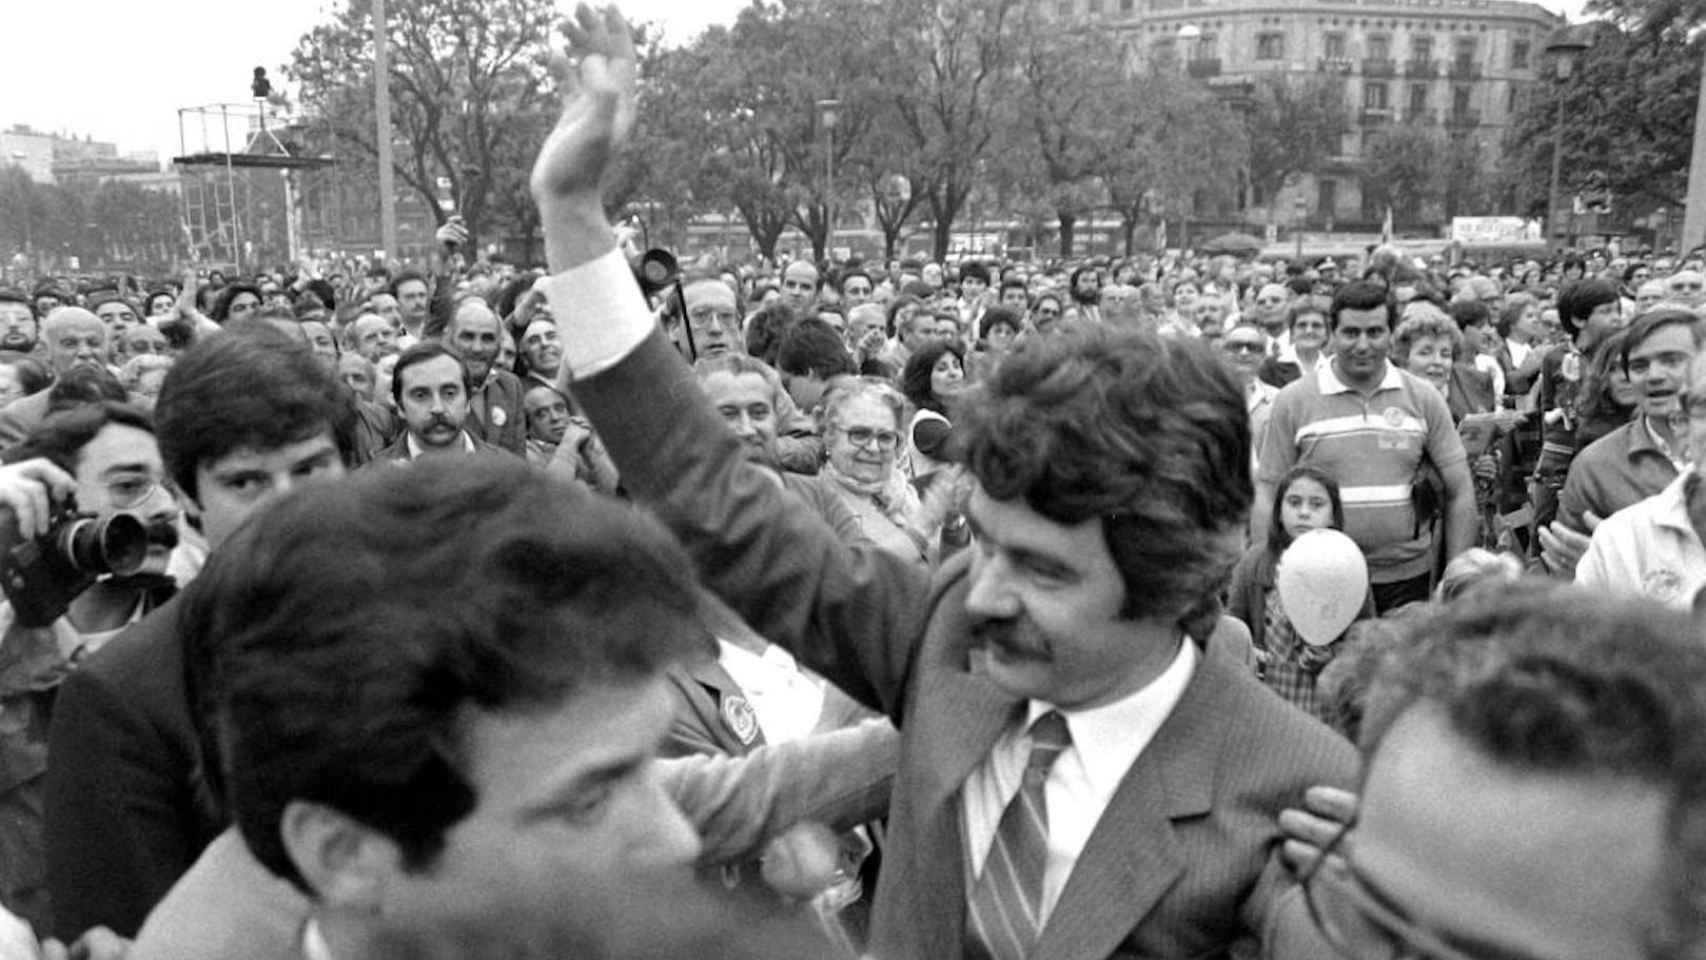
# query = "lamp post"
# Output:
<box><xmin>1544</xmin><ymin>27</ymin><xmax>1588</xmax><ymax>249</ymax></box>
<box><xmin>816</xmin><ymin>99</ymin><xmax>841</xmax><ymax>256</ymax></box>
<box><xmin>1177</xmin><ymin>23</ymin><xmax>1200</xmax><ymax>72</ymax></box>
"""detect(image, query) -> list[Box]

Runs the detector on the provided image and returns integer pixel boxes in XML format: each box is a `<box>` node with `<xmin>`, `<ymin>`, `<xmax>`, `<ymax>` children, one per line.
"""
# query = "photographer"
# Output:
<box><xmin>0</xmin><ymin>403</ymin><xmax>188</xmax><ymax>936</ymax></box>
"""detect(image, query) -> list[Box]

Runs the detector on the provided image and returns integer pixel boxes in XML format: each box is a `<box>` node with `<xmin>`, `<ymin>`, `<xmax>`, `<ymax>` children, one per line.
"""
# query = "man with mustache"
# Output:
<box><xmin>531</xmin><ymin>9</ymin><xmax>1354</xmax><ymax>959</ymax></box>
<box><xmin>0</xmin><ymin>291</ymin><xmax>39</xmax><ymax>355</ymax></box>
<box><xmin>369</xmin><ymin>343</ymin><xmax>512</xmax><ymax>464</ymax></box>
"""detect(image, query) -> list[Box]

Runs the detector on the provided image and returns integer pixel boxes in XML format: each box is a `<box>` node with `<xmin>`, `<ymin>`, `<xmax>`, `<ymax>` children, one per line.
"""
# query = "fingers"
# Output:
<box><xmin>3</xmin><ymin>459</ymin><xmax>75</xmax><ymax>539</ymax></box>
<box><xmin>68</xmin><ymin>927</ymin><xmax>129</xmax><ymax>960</ymax></box>
<box><xmin>1302</xmin><ymin>785</ymin><xmax>1358</xmax><ymax>821</ymax></box>
<box><xmin>39</xmin><ymin>939</ymin><xmax>69</xmax><ymax>960</ymax></box>
<box><xmin>1583</xmin><ymin>509</ymin><xmax>1603</xmax><ymax>531</ymax></box>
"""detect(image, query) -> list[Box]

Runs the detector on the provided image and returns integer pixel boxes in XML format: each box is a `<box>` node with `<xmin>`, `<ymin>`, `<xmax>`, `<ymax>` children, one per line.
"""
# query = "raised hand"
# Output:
<box><xmin>530</xmin><ymin>4</ymin><xmax>637</xmax><ymax>208</ymax></box>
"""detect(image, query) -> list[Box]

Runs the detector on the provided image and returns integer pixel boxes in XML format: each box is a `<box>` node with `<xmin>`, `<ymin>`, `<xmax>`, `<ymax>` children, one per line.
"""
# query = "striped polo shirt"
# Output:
<box><xmin>1258</xmin><ymin>361</ymin><xmax>1467</xmax><ymax>583</ymax></box>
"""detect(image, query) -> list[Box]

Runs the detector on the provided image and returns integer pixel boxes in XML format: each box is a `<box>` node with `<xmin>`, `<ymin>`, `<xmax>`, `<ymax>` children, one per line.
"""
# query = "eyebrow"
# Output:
<box><xmin>519</xmin><ymin>751</ymin><xmax>650</xmax><ymax>821</ymax></box>
<box><xmin>100</xmin><ymin>462</ymin><xmax>154</xmax><ymax>478</ymax></box>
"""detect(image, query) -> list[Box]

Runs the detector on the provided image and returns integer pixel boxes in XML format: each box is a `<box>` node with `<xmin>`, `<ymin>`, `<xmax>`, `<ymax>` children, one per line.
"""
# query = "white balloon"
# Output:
<box><xmin>1276</xmin><ymin>529</ymin><xmax>1369</xmax><ymax>647</ymax></box>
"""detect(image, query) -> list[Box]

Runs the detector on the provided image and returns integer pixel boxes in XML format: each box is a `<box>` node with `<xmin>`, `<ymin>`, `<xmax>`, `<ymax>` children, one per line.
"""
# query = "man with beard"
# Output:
<box><xmin>0</xmin><ymin>308</ymin><xmax>110</xmax><ymax>450</ymax></box>
<box><xmin>1066</xmin><ymin>264</ymin><xmax>1101</xmax><ymax>324</ymax></box>
<box><xmin>1256</xmin><ymin>281</ymin><xmax>1475</xmax><ymax>612</ymax></box>
<box><xmin>443</xmin><ymin>299</ymin><xmax>527</xmax><ymax>457</ymax></box>
<box><xmin>0</xmin><ymin>291</ymin><xmax>39</xmax><ymax>355</ymax></box>
<box><xmin>370</xmin><ymin>343</ymin><xmax>512</xmax><ymax>464</ymax></box>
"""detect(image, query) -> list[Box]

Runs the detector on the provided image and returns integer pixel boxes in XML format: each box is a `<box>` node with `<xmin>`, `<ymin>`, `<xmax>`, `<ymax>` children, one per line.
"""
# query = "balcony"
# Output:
<box><xmin>1317</xmin><ymin>57</ymin><xmax>1354</xmax><ymax>75</ymax></box>
<box><xmin>1405</xmin><ymin>58</ymin><xmax>1438</xmax><ymax>78</ymax></box>
<box><xmin>1360</xmin><ymin>107</ymin><xmax>1394</xmax><ymax>126</ymax></box>
<box><xmin>1404</xmin><ymin>108</ymin><xmax>1437</xmax><ymax>125</ymax></box>
<box><xmin>1187</xmin><ymin>58</ymin><xmax>1222</xmax><ymax>78</ymax></box>
<box><xmin>1448</xmin><ymin>61</ymin><xmax>1483</xmax><ymax>80</ymax></box>
<box><xmin>1362</xmin><ymin>58</ymin><xmax>1397</xmax><ymax>78</ymax></box>
<box><xmin>1445</xmin><ymin>108</ymin><xmax>1481</xmax><ymax>127</ymax></box>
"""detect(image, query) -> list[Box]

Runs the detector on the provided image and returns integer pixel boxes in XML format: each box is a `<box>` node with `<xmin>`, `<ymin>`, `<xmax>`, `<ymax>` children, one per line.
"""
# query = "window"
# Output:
<box><xmin>1511</xmin><ymin>39</ymin><xmax>1530</xmax><ymax>69</ymax></box>
<box><xmin>1365</xmin><ymin>82</ymin><xmax>1389</xmax><ymax>109</ymax></box>
<box><xmin>1257</xmin><ymin>32</ymin><xmax>1285</xmax><ymax>59</ymax></box>
<box><xmin>1453</xmin><ymin>85</ymin><xmax>1472</xmax><ymax>113</ymax></box>
<box><xmin>1368</xmin><ymin>34</ymin><xmax>1391</xmax><ymax>60</ymax></box>
<box><xmin>1410</xmin><ymin>36</ymin><xmax>1433</xmax><ymax>61</ymax></box>
<box><xmin>1453</xmin><ymin>36</ymin><xmax>1476</xmax><ymax>70</ymax></box>
<box><xmin>1408</xmin><ymin>83</ymin><xmax>1428</xmax><ymax>111</ymax></box>
<box><xmin>1324</xmin><ymin>32</ymin><xmax>1346</xmax><ymax>59</ymax></box>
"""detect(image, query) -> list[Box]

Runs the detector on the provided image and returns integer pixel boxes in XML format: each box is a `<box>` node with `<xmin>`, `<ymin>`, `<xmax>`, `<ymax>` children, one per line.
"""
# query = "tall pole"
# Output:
<box><xmin>1547</xmin><ymin>91</ymin><xmax>1566</xmax><ymax>249</ymax></box>
<box><xmin>374</xmin><ymin>0</ymin><xmax>398</xmax><ymax>262</ymax></box>
<box><xmin>825</xmin><ymin>124</ymin><xmax>834</xmax><ymax>255</ymax></box>
<box><xmin>1682</xmin><ymin>43</ymin><xmax>1706</xmax><ymax>253</ymax></box>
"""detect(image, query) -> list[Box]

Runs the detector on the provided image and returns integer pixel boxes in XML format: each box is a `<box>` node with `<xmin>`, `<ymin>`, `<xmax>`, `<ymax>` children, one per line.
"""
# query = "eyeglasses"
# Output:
<box><xmin>104</xmin><ymin>471</ymin><xmax>163</xmax><ymax>510</ymax></box>
<box><xmin>1672</xmin><ymin>282</ymin><xmax>1704</xmax><ymax>293</ymax></box>
<box><xmin>686</xmin><ymin>307</ymin><xmax>739</xmax><ymax>331</ymax></box>
<box><xmin>1301</xmin><ymin>821</ymin><xmax>1481</xmax><ymax>960</ymax></box>
<box><xmin>1222</xmin><ymin>340</ymin><xmax>1266</xmax><ymax>355</ymax></box>
<box><xmin>1037</xmin><ymin>308</ymin><xmax>1061</xmax><ymax>318</ymax></box>
<box><xmin>834</xmin><ymin>426</ymin><xmax>901</xmax><ymax>451</ymax></box>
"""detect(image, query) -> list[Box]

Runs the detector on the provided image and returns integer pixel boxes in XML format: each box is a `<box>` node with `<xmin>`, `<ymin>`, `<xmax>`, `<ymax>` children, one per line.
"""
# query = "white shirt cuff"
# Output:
<box><xmin>539</xmin><ymin>246</ymin><xmax>656</xmax><ymax>380</ymax></box>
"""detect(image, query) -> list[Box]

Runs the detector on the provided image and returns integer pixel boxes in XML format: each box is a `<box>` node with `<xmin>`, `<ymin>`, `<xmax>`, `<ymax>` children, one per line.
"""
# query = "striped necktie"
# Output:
<box><xmin>966</xmin><ymin>711</ymin><xmax>1072</xmax><ymax>960</ymax></box>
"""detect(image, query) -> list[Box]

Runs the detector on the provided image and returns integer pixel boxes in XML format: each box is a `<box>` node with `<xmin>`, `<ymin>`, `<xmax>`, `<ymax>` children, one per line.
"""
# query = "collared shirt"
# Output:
<box><xmin>960</xmin><ymin>639</ymin><xmax>1199</xmax><ymax>927</ymax></box>
<box><xmin>1274</xmin><ymin>341</ymin><xmax>1324</xmax><ymax>377</ymax></box>
<box><xmin>1578</xmin><ymin>473</ymin><xmax>1706</xmax><ymax>608</ymax></box>
<box><xmin>404</xmin><ymin>430</ymin><xmax>478</xmax><ymax>460</ymax></box>
<box><xmin>716</xmin><ymin>640</ymin><xmax>826</xmax><ymax>745</ymax></box>
<box><xmin>1506</xmin><ymin>337</ymin><xmax>1532</xmax><ymax>370</ymax></box>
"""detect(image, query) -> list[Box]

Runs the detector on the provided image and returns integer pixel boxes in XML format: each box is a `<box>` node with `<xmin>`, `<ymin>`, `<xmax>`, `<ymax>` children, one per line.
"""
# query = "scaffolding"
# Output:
<box><xmin>173</xmin><ymin>102</ymin><xmax>335</xmax><ymax>272</ymax></box>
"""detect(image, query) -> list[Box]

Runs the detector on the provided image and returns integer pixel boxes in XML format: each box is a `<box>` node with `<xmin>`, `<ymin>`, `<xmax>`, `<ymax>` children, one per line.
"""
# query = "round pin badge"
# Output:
<box><xmin>490</xmin><ymin>406</ymin><xmax>508</xmax><ymax>427</ymax></box>
<box><xmin>721</xmin><ymin>694</ymin><xmax>759</xmax><ymax>745</ymax></box>
<box><xmin>1382</xmin><ymin>407</ymin><xmax>1406</xmax><ymax>428</ymax></box>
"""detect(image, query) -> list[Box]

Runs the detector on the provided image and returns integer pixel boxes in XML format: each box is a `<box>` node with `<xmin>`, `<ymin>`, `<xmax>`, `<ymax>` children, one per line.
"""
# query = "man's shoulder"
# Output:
<box><xmin>1572</xmin><ymin>421</ymin><xmax>1639</xmax><ymax>472</ymax></box>
<box><xmin>489</xmin><ymin>368</ymin><xmax>525</xmax><ymax>395</ymax></box>
<box><xmin>65</xmin><ymin>591</ymin><xmax>191</xmax><ymax>720</ymax></box>
<box><xmin>368</xmin><ymin>435</ymin><xmax>411</xmax><ymax>464</ymax></box>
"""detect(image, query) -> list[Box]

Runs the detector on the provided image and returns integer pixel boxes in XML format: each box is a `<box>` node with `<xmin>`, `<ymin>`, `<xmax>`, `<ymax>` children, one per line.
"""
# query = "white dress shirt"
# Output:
<box><xmin>716</xmin><ymin>640</ymin><xmax>826</xmax><ymax>744</ymax></box>
<box><xmin>960</xmin><ymin>639</ymin><xmax>1199</xmax><ymax>926</ymax></box>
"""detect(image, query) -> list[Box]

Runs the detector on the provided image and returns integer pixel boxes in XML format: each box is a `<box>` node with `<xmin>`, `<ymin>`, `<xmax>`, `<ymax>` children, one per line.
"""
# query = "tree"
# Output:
<box><xmin>876</xmin><ymin>0</ymin><xmax>1024</xmax><ymax>260</ymax></box>
<box><xmin>287</xmin><ymin>0</ymin><xmax>561</xmax><ymax>252</ymax></box>
<box><xmin>1244</xmin><ymin>76</ymin><xmax>1352</xmax><ymax>225</ymax></box>
<box><xmin>1361</xmin><ymin>123</ymin><xmax>1445</xmax><ymax>227</ymax></box>
<box><xmin>1503</xmin><ymin>20</ymin><xmax>1697</xmax><ymax>221</ymax></box>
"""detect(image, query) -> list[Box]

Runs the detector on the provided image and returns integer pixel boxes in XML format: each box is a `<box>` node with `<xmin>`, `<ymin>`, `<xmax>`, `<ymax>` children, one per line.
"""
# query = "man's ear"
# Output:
<box><xmin>280</xmin><ymin>800</ymin><xmax>402</xmax><ymax>912</ymax></box>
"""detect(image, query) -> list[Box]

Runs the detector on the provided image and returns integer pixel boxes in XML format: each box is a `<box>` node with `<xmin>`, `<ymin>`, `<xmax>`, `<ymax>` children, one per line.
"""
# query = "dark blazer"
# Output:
<box><xmin>1445</xmin><ymin>363</ymin><xmax>1497</xmax><ymax>425</ymax></box>
<box><xmin>366</xmin><ymin>431</ymin><xmax>517</xmax><ymax>465</ymax></box>
<box><xmin>574</xmin><ymin>332</ymin><xmax>1359</xmax><ymax>960</ymax></box>
<box><xmin>468</xmin><ymin>369</ymin><xmax>528</xmax><ymax>457</ymax></box>
<box><xmin>43</xmin><ymin>588</ymin><xmax>223</xmax><ymax>940</ymax></box>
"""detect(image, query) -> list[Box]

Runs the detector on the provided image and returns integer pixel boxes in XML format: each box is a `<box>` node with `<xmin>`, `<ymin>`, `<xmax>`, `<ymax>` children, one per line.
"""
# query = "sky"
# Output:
<box><xmin>2</xmin><ymin>0</ymin><xmax>1581</xmax><ymax>167</ymax></box>
<box><xmin>0</xmin><ymin>0</ymin><xmax>745</xmax><ymax>165</ymax></box>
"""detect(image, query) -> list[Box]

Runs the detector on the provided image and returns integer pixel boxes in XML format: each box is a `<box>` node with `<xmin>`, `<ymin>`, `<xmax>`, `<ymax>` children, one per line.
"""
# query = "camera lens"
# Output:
<box><xmin>57</xmin><ymin>514</ymin><xmax>149</xmax><ymax>577</ymax></box>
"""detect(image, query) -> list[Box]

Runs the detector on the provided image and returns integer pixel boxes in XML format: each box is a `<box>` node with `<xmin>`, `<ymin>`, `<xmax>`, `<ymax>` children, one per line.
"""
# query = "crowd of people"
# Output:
<box><xmin>0</xmin><ymin>4</ymin><xmax>1703</xmax><ymax>959</ymax></box>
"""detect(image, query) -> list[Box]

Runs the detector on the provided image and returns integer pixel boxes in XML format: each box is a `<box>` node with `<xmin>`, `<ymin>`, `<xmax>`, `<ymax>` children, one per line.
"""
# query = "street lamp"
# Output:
<box><xmin>1177</xmin><ymin>24</ymin><xmax>1200</xmax><ymax>72</ymax></box>
<box><xmin>816</xmin><ymin>99</ymin><xmax>841</xmax><ymax>255</ymax></box>
<box><xmin>1544</xmin><ymin>26</ymin><xmax>1589</xmax><ymax>248</ymax></box>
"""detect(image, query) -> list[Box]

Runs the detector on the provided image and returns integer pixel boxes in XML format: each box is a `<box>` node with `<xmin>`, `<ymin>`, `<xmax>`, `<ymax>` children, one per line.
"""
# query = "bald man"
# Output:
<box><xmin>445</xmin><ymin>298</ymin><xmax>527</xmax><ymax>456</ymax></box>
<box><xmin>0</xmin><ymin>307</ymin><xmax>110</xmax><ymax>449</ymax></box>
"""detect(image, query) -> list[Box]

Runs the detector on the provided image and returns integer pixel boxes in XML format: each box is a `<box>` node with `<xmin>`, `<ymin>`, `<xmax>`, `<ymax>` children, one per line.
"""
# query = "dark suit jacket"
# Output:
<box><xmin>1445</xmin><ymin>363</ymin><xmax>1497</xmax><ymax>425</ymax></box>
<box><xmin>43</xmin><ymin>588</ymin><xmax>224</xmax><ymax>940</ymax></box>
<box><xmin>0</xmin><ymin>389</ymin><xmax>53</xmax><ymax>452</ymax></box>
<box><xmin>574</xmin><ymin>332</ymin><xmax>1358</xmax><ymax>960</ymax></box>
<box><xmin>468</xmin><ymin>369</ymin><xmax>528</xmax><ymax>457</ymax></box>
<box><xmin>366</xmin><ymin>431</ymin><xmax>517</xmax><ymax>465</ymax></box>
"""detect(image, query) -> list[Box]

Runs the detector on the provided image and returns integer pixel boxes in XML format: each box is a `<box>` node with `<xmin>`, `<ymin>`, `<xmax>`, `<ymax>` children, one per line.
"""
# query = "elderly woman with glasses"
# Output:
<box><xmin>816</xmin><ymin>378</ymin><xmax>934</xmax><ymax>565</ymax></box>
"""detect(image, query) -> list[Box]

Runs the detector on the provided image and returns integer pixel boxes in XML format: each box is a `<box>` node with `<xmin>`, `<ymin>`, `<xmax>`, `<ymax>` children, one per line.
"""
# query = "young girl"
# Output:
<box><xmin>1226</xmin><ymin>465</ymin><xmax>1372</xmax><ymax>722</ymax></box>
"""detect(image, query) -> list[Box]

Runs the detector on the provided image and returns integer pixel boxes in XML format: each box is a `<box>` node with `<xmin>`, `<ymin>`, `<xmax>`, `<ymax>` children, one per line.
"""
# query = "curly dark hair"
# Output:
<box><xmin>901</xmin><ymin>339</ymin><xmax>965</xmax><ymax>415</ymax></box>
<box><xmin>958</xmin><ymin>324</ymin><xmax>1250</xmax><ymax>623</ymax></box>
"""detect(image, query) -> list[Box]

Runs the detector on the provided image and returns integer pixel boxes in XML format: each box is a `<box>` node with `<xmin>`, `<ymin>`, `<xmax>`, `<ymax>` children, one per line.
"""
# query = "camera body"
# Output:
<box><xmin>1</xmin><ymin>497</ymin><xmax>147</xmax><ymax>627</ymax></box>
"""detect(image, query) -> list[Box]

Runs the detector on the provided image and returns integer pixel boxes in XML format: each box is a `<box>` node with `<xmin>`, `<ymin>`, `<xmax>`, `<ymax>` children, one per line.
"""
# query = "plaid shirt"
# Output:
<box><xmin>1258</xmin><ymin>590</ymin><xmax>1335</xmax><ymax>724</ymax></box>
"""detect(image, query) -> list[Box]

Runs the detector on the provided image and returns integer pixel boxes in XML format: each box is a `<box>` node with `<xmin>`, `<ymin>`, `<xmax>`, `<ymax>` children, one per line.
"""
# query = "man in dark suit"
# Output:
<box><xmin>531</xmin><ymin>10</ymin><xmax>1355</xmax><ymax>959</ymax></box>
<box><xmin>367</xmin><ymin>342</ymin><xmax>515</xmax><ymax>465</ymax></box>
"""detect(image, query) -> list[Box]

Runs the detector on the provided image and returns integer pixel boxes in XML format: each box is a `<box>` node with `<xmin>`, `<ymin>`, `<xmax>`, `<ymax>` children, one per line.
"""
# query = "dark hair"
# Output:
<box><xmin>209</xmin><ymin>284</ymin><xmax>263</xmax><ymax>324</ymax></box>
<box><xmin>1446</xmin><ymin>299</ymin><xmax>1491</xmax><ymax>332</ymax></box>
<box><xmin>743</xmin><ymin>302</ymin><xmax>799</xmax><ymax>367</ymax></box>
<box><xmin>156</xmin><ymin>325</ymin><xmax>358</xmax><ymax>502</ymax></box>
<box><xmin>884</xmin><ymin>295</ymin><xmax>924</xmax><ymax>339</ymax></box>
<box><xmin>959</xmin><ymin>325</ymin><xmax>1250</xmax><ymax>625</ymax></box>
<box><xmin>978</xmin><ymin>306</ymin><xmax>1022</xmax><ymax>343</ymax></box>
<box><xmin>1494</xmin><ymin>293</ymin><xmax>1536</xmax><ymax>339</ymax></box>
<box><xmin>389</xmin><ymin>270</ymin><xmax>431</xmax><ymax>299</ymax></box>
<box><xmin>837</xmin><ymin>268</ymin><xmax>871</xmax><ymax>295</ymax></box>
<box><xmin>202</xmin><ymin>458</ymin><xmax>707</xmax><ymax>891</ymax></box>
<box><xmin>998</xmin><ymin>278</ymin><xmax>1029</xmax><ymax>306</ymax></box>
<box><xmin>4</xmin><ymin>401</ymin><xmax>155</xmax><ymax>473</ymax></box>
<box><xmin>776</xmin><ymin>318</ymin><xmax>854</xmax><ymax>380</ymax></box>
<box><xmin>1285</xmin><ymin>296</ymin><xmax>1331</xmax><ymax>333</ymax></box>
<box><xmin>0</xmin><ymin>289</ymin><xmax>37</xmax><ymax>320</ymax></box>
<box><xmin>1267</xmin><ymin>465</ymin><xmax>1345</xmax><ymax>555</ymax></box>
<box><xmin>302</xmin><ymin>279</ymin><xmax>336</xmax><ymax>312</ymax></box>
<box><xmin>1327</xmin><ymin>281</ymin><xmax>1393</xmax><ymax>332</ymax></box>
<box><xmin>959</xmin><ymin>262</ymin><xmax>991</xmax><ymax>287</ymax></box>
<box><xmin>901</xmin><ymin>339</ymin><xmax>966</xmax><ymax>415</ymax></box>
<box><xmin>1067</xmin><ymin>265</ymin><xmax>1101</xmax><ymax>305</ymax></box>
<box><xmin>47</xmin><ymin>366</ymin><xmax>128</xmax><ymax>414</ymax></box>
<box><xmin>391</xmin><ymin>341</ymin><xmax>472</xmax><ymax>408</ymax></box>
<box><xmin>0</xmin><ymin>352</ymin><xmax>49</xmax><ymax>397</ymax></box>
<box><xmin>1556</xmin><ymin>278</ymin><xmax>1620</xmax><ymax>339</ymax></box>
<box><xmin>1354</xmin><ymin>584</ymin><xmax>1706</xmax><ymax>957</ymax></box>
<box><xmin>1620</xmin><ymin>308</ymin><xmax>1705</xmax><ymax>376</ymax></box>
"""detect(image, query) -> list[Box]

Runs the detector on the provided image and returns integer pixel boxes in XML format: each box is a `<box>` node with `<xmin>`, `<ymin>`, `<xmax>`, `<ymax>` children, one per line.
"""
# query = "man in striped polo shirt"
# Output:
<box><xmin>1254</xmin><ymin>281</ymin><xmax>1475</xmax><ymax>612</ymax></box>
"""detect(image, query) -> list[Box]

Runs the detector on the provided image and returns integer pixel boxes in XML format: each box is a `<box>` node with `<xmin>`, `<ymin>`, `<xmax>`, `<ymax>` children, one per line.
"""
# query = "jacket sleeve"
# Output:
<box><xmin>572</xmin><ymin>332</ymin><xmax>935</xmax><ymax>719</ymax></box>
<box><xmin>662</xmin><ymin>721</ymin><xmax>898</xmax><ymax>867</ymax></box>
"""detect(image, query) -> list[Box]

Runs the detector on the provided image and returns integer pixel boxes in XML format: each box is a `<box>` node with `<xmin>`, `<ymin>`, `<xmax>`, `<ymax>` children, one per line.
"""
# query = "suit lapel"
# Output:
<box><xmin>1032</xmin><ymin>644</ymin><xmax>1235</xmax><ymax>960</ymax></box>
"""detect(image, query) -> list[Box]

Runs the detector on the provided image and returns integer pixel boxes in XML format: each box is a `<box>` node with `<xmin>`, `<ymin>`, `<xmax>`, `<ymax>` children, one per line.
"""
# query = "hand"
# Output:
<box><xmin>1278</xmin><ymin>785</ymin><xmax>1358</xmax><ymax>878</ymax></box>
<box><xmin>435</xmin><ymin>216</ymin><xmax>470</xmax><ymax>250</ymax></box>
<box><xmin>0</xmin><ymin>459</ymin><xmax>76</xmax><ymax>540</ymax></box>
<box><xmin>1538</xmin><ymin>510</ymin><xmax>1600</xmax><ymax>577</ymax></box>
<box><xmin>41</xmin><ymin>927</ymin><xmax>129</xmax><ymax>960</ymax></box>
<box><xmin>1471</xmin><ymin>453</ymin><xmax>1498</xmax><ymax>484</ymax></box>
<box><xmin>529</xmin><ymin>4</ymin><xmax>637</xmax><ymax>208</ymax></box>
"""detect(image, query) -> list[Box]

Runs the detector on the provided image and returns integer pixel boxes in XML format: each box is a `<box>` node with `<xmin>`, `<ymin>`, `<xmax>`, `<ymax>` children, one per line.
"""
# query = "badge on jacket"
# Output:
<box><xmin>490</xmin><ymin>406</ymin><xmax>508</xmax><ymax>427</ymax></box>
<box><xmin>721</xmin><ymin>693</ymin><xmax>759</xmax><ymax>745</ymax></box>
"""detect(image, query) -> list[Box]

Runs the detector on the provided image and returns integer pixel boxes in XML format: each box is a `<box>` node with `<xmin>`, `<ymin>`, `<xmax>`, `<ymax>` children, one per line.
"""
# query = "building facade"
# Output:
<box><xmin>1058</xmin><ymin>0</ymin><xmax>1560</xmax><ymax>229</ymax></box>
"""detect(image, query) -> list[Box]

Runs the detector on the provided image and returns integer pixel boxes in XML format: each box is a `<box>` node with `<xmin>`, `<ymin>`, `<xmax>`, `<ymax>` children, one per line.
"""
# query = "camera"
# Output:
<box><xmin>0</xmin><ymin>497</ymin><xmax>149</xmax><ymax>627</ymax></box>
